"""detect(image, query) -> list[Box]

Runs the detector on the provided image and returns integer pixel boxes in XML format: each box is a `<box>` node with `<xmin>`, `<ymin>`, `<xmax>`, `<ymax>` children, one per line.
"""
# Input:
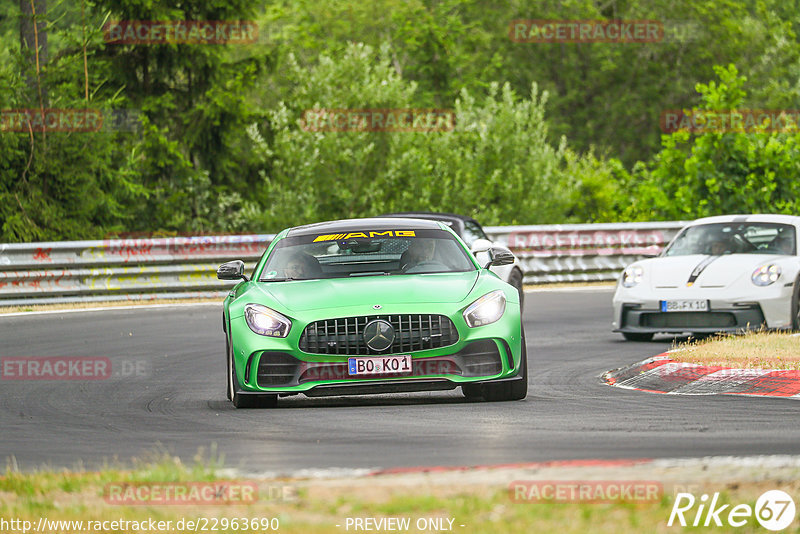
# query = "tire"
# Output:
<box><xmin>508</xmin><ymin>268</ymin><xmax>525</xmax><ymax>308</ymax></box>
<box><xmin>461</xmin><ymin>383</ymin><xmax>483</xmax><ymax>399</ymax></box>
<box><xmin>224</xmin><ymin>315</ymin><xmax>232</xmax><ymax>401</ymax></box>
<box><xmin>791</xmin><ymin>277</ymin><xmax>800</xmax><ymax>331</ymax></box>
<box><xmin>226</xmin><ymin>337</ymin><xmax>233</xmax><ymax>401</ymax></box>
<box><xmin>622</xmin><ymin>332</ymin><xmax>654</xmax><ymax>342</ymax></box>
<box><xmin>690</xmin><ymin>333</ymin><xmax>714</xmax><ymax>341</ymax></box>
<box><xmin>465</xmin><ymin>330</ymin><xmax>528</xmax><ymax>402</ymax></box>
<box><xmin>227</xmin><ymin>333</ymin><xmax>278</xmax><ymax>409</ymax></box>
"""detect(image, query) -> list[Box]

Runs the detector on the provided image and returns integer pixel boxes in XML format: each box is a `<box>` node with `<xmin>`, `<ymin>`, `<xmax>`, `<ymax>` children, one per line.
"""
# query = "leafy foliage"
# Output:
<box><xmin>629</xmin><ymin>65</ymin><xmax>800</xmax><ymax>220</ymax></box>
<box><xmin>247</xmin><ymin>44</ymin><xmax>622</xmax><ymax>229</ymax></box>
<box><xmin>2</xmin><ymin>0</ymin><xmax>800</xmax><ymax>242</ymax></box>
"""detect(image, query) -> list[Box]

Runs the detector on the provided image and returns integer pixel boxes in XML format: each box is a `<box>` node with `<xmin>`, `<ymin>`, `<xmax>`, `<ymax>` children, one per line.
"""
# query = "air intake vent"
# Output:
<box><xmin>256</xmin><ymin>352</ymin><xmax>299</xmax><ymax>387</ymax></box>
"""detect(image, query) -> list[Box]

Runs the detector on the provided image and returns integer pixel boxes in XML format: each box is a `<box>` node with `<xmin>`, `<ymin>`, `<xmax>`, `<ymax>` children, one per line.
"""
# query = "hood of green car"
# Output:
<box><xmin>253</xmin><ymin>271</ymin><xmax>480</xmax><ymax>312</ymax></box>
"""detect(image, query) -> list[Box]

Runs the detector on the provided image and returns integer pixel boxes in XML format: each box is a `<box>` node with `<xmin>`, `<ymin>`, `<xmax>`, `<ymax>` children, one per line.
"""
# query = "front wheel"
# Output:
<box><xmin>227</xmin><ymin>334</ymin><xmax>278</xmax><ymax>408</ymax></box>
<box><xmin>465</xmin><ymin>331</ymin><xmax>528</xmax><ymax>401</ymax></box>
<box><xmin>791</xmin><ymin>277</ymin><xmax>800</xmax><ymax>331</ymax></box>
<box><xmin>622</xmin><ymin>332</ymin><xmax>654</xmax><ymax>342</ymax></box>
<box><xmin>461</xmin><ymin>383</ymin><xmax>482</xmax><ymax>399</ymax></box>
<box><xmin>508</xmin><ymin>268</ymin><xmax>525</xmax><ymax>309</ymax></box>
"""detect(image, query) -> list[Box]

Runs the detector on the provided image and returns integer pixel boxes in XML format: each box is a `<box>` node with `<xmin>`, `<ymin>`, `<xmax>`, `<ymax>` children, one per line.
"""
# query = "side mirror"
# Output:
<box><xmin>484</xmin><ymin>247</ymin><xmax>515</xmax><ymax>268</ymax></box>
<box><xmin>217</xmin><ymin>260</ymin><xmax>248</xmax><ymax>281</ymax></box>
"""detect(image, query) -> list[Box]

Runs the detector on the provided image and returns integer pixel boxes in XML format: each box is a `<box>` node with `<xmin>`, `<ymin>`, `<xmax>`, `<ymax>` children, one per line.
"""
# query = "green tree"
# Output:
<box><xmin>247</xmin><ymin>43</ymin><xmax>622</xmax><ymax>230</ymax></box>
<box><xmin>628</xmin><ymin>64</ymin><xmax>800</xmax><ymax>220</ymax></box>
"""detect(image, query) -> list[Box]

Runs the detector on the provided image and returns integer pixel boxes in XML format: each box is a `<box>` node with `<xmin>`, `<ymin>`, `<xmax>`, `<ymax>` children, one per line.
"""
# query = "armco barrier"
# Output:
<box><xmin>0</xmin><ymin>222</ymin><xmax>687</xmax><ymax>305</ymax></box>
<box><xmin>485</xmin><ymin>221</ymin><xmax>686</xmax><ymax>284</ymax></box>
<box><xmin>0</xmin><ymin>235</ymin><xmax>273</xmax><ymax>306</ymax></box>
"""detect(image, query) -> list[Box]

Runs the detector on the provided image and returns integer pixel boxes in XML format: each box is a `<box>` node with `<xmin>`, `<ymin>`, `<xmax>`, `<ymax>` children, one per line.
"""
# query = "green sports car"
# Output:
<box><xmin>217</xmin><ymin>217</ymin><xmax>527</xmax><ymax>408</ymax></box>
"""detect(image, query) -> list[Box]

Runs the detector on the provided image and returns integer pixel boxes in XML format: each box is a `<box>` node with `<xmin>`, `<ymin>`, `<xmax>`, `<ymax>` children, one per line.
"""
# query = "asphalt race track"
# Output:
<box><xmin>1</xmin><ymin>288</ymin><xmax>798</xmax><ymax>474</ymax></box>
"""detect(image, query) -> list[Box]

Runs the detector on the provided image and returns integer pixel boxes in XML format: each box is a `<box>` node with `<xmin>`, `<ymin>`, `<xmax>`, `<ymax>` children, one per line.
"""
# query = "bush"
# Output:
<box><xmin>247</xmin><ymin>43</ymin><xmax>620</xmax><ymax>231</ymax></box>
<box><xmin>628</xmin><ymin>64</ymin><xmax>800</xmax><ymax>221</ymax></box>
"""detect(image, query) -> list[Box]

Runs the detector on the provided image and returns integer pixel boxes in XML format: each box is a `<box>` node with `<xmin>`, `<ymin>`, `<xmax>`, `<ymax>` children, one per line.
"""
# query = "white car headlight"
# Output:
<box><xmin>751</xmin><ymin>264</ymin><xmax>782</xmax><ymax>286</ymax></box>
<box><xmin>244</xmin><ymin>304</ymin><xmax>292</xmax><ymax>337</ymax></box>
<box><xmin>621</xmin><ymin>265</ymin><xmax>644</xmax><ymax>288</ymax></box>
<box><xmin>463</xmin><ymin>290</ymin><xmax>506</xmax><ymax>327</ymax></box>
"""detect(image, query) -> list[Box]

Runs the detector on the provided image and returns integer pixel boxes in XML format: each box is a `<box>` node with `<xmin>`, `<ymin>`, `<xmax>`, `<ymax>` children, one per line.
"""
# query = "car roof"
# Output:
<box><xmin>687</xmin><ymin>214</ymin><xmax>800</xmax><ymax>226</ymax></box>
<box><xmin>286</xmin><ymin>217</ymin><xmax>444</xmax><ymax>237</ymax></box>
<box><xmin>379</xmin><ymin>212</ymin><xmax>481</xmax><ymax>227</ymax></box>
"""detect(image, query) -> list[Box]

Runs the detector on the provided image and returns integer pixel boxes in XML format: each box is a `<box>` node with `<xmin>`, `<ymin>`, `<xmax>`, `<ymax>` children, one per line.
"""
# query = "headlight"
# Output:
<box><xmin>244</xmin><ymin>304</ymin><xmax>292</xmax><ymax>337</ymax></box>
<box><xmin>463</xmin><ymin>290</ymin><xmax>506</xmax><ymax>327</ymax></box>
<box><xmin>621</xmin><ymin>265</ymin><xmax>644</xmax><ymax>288</ymax></box>
<box><xmin>752</xmin><ymin>264</ymin><xmax>782</xmax><ymax>286</ymax></box>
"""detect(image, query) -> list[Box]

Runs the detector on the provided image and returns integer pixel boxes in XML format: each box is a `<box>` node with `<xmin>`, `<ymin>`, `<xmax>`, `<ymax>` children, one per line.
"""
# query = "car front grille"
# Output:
<box><xmin>640</xmin><ymin>312</ymin><xmax>737</xmax><ymax>329</ymax></box>
<box><xmin>621</xmin><ymin>303</ymin><xmax>767</xmax><ymax>332</ymax></box>
<box><xmin>298</xmin><ymin>314</ymin><xmax>459</xmax><ymax>355</ymax></box>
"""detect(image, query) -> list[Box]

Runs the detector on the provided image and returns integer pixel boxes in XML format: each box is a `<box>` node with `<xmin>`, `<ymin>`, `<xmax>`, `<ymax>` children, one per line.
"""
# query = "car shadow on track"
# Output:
<box><xmin>207</xmin><ymin>393</ymin><xmax>531</xmax><ymax>410</ymax></box>
<box><xmin>612</xmin><ymin>334</ymin><xmax>708</xmax><ymax>345</ymax></box>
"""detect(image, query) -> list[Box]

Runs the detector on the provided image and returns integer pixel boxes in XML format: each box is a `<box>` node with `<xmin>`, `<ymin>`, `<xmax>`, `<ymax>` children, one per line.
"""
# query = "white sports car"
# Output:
<box><xmin>613</xmin><ymin>214</ymin><xmax>800</xmax><ymax>340</ymax></box>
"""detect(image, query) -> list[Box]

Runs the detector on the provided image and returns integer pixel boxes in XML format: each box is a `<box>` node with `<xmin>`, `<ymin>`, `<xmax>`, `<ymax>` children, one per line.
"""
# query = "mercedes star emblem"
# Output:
<box><xmin>363</xmin><ymin>320</ymin><xmax>394</xmax><ymax>352</ymax></box>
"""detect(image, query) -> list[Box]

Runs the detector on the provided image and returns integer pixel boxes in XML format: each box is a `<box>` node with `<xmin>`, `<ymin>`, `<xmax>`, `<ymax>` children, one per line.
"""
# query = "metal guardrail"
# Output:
<box><xmin>0</xmin><ymin>222</ymin><xmax>687</xmax><ymax>306</ymax></box>
<box><xmin>485</xmin><ymin>221</ymin><xmax>687</xmax><ymax>284</ymax></box>
<box><xmin>0</xmin><ymin>235</ymin><xmax>273</xmax><ymax>306</ymax></box>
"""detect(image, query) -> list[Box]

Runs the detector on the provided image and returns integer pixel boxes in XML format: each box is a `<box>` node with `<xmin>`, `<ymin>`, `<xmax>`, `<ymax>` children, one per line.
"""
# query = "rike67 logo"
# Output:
<box><xmin>669</xmin><ymin>490</ymin><xmax>796</xmax><ymax>531</ymax></box>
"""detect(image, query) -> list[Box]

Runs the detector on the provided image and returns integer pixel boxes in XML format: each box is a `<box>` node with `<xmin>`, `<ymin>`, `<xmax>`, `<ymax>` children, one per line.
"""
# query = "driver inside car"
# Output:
<box><xmin>766</xmin><ymin>233</ymin><xmax>794</xmax><ymax>255</ymax></box>
<box><xmin>708</xmin><ymin>238</ymin><xmax>732</xmax><ymax>255</ymax></box>
<box><xmin>400</xmin><ymin>238</ymin><xmax>436</xmax><ymax>271</ymax></box>
<box><xmin>285</xmin><ymin>253</ymin><xmax>323</xmax><ymax>279</ymax></box>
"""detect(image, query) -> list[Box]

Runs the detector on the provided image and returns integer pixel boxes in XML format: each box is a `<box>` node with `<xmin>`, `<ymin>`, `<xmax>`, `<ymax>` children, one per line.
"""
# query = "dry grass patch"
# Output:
<box><xmin>670</xmin><ymin>331</ymin><xmax>800</xmax><ymax>370</ymax></box>
<box><xmin>3</xmin><ymin>456</ymin><xmax>800</xmax><ymax>534</ymax></box>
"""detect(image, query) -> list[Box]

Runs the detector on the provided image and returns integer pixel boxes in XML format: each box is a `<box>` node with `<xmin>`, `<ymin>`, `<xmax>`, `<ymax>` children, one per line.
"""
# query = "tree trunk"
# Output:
<box><xmin>19</xmin><ymin>0</ymin><xmax>48</xmax><ymax>104</ymax></box>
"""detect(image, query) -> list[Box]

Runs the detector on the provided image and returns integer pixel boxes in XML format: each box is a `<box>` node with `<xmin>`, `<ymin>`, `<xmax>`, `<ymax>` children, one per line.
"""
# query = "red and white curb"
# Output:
<box><xmin>603</xmin><ymin>353</ymin><xmax>800</xmax><ymax>398</ymax></box>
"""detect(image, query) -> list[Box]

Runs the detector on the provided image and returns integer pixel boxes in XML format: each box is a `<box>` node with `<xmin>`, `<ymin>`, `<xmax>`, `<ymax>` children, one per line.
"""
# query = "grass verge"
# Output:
<box><xmin>2</xmin><ymin>455</ymin><xmax>799</xmax><ymax>533</ymax></box>
<box><xmin>670</xmin><ymin>330</ymin><xmax>800</xmax><ymax>370</ymax></box>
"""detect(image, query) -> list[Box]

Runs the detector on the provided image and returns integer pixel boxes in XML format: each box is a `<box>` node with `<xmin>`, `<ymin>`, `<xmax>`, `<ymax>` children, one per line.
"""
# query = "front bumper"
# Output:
<box><xmin>615</xmin><ymin>302</ymin><xmax>768</xmax><ymax>334</ymax></box>
<box><xmin>612</xmin><ymin>282</ymin><xmax>795</xmax><ymax>334</ymax></box>
<box><xmin>234</xmin><ymin>374</ymin><xmax>525</xmax><ymax>399</ymax></box>
<box><xmin>228</xmin><ymin>305</ymin><xmax>523</xmax><ymax>396</ymax></box>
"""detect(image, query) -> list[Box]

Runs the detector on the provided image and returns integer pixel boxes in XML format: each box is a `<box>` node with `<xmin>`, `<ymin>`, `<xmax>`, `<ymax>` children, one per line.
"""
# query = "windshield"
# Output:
<box><xmin>663</xmin><ymin>222</ymin><xmax>797</xmax><ymax>257</ymax></box>
<box><xmin>259</xmin><ymin>229</ymin><xmax>476</xmax><ymax>281</ymax></box>
<box><xmin>461</xmin><ymin>220</ymin><xmax>489</xmax><ymax>248</ymax></box>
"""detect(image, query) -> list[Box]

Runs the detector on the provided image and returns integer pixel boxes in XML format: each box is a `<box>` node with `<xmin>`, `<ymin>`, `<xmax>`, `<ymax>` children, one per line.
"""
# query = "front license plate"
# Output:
<box><xmin>660</xmin><ymin>299</ymin><xmax>709</xmax><ymax>312</ymax></box>
<box><xmin>348</xmin><ymin>355</ymin><xmax>412</xmax><ymax>376</ymax></box>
